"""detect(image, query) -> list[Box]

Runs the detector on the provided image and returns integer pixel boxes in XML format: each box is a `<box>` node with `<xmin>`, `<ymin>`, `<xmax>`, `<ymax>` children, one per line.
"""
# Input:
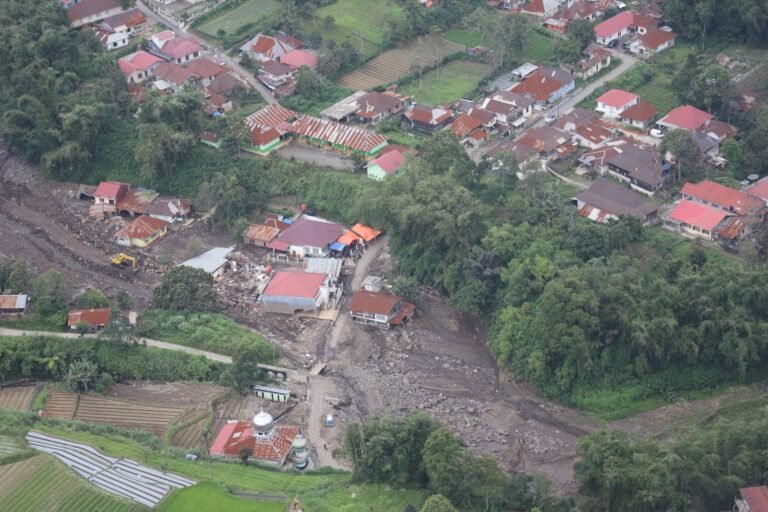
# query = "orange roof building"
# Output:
<box><xmin>67</xmin><ymin>308</ymin><xmax>112</xmax><ymax>329</ymax></box>
<box><xmin>209</xmin><ymin>411</ymin><xmax>302</xmax><ymax>466</ymax></box>
<box><xmin>115</xmin><ymin>216</ymin><xmax>168</xmax><ymax>248</ymax></box>
<box><xmin>350</xmin><ymin>224</ymin><xmax>382</xmax><ymax>242</ymax></box>
<box><xmin>348</xmin><ymin>290</ymin><xmax>415</xmax><ymax>328</ymax></box>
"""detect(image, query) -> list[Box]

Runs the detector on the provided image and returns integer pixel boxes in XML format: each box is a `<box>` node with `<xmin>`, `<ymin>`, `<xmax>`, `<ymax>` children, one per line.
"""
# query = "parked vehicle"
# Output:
<box><xmin>650</xmin><ymin>128</ymin><xmax>665</xmax><ymax>138</ymax></box>
<box><xmin>325</xmin><ymin>414</ymin><xmax>334</xmax><ymax>427</ymax></box>
<box><xmin>544</xmin><ymin>114</ymin><xmax>557</xmax><ymax>125</ymax></box>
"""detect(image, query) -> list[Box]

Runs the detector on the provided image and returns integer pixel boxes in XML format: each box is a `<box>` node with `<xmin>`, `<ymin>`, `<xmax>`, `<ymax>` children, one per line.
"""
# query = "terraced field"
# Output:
<box><xmin>444</xmin><ymin>27</ymin><xmax>555</xmax><ymax>63</ymax></box>
<box><xmin>171</xmin><ymin>416</ymin><xmax>208</xmax><ymax>449</ymax></box>
<box><xmin>400</xmin><ymin>60</ymin><xmax>491</xmax><ymax>105</ymax></box>
<box><xmin>43</xmin><ymin>392</ymin><xmax>189</xmax><ymax>437</ymax></box>
<box><xmin>300</xmin><ymin>0</ymin><xmax>404</xmax><ymax>61</ymax></box>
<box><xmin>337</xmin><ymin>37</ymin><xmax>465</xmax><ymax>90</ymax></box>
<box><xmin>0</xmin><ymin>386</ymin><xmax>37</xmax><ymax>411</ymax></box>
<box><xmin>0</xmin><ymin>454</ymin><xmax>143</xmax><ymax>512</ymax></box>
<box><xmin>0</xmin><ymin>435</ymin><xmax>23</xmax><ymax>458</ymax></box>
<box><xmin>43</xmin><ymin>391</ymin><xmax>78</xmax><ymax>419</ymax></box>
<box><xmin>634</xmin><ymin>83</ymin><xmax>679</xmax><ymax>113</ymax></box>
<box><xmin>196</xmin><ymin>0</ymin><xmax>280</xmax><ymax>38</ymax></box>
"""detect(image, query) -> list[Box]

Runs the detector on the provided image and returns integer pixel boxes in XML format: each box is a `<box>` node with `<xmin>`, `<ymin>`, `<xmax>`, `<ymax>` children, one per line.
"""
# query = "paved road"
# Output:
<box><xmin>135</xmin><ymin>0</ymin><xmax>276</xmax><ymax>104</ymax></box>
<box><xmin>276</xmin><ymin>143</ymin><xmax>354</xmax><ymax>171</ymax></box>
<box><xmin>0</xmin><ymin>328</ymin><xmax>232</xmax><ymax>364</ymax></box>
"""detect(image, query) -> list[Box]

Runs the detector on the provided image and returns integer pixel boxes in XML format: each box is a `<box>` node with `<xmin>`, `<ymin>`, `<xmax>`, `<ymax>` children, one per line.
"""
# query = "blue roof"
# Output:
<box><xmin>329</xmin><ymin>241</ymin><xmax>346</xmax><ymax>251</ymax></box>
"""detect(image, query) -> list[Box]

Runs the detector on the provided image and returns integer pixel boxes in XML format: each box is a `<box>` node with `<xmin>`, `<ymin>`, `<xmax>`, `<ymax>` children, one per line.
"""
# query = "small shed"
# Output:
<box><xmin>253</xmin><ymin>384</ymin><xmax>290</xmax><ymax>403</ymax></box>
<box><xmin>0</xmin><ymin>295</ymin><xmax>29</xmax><ymax>316</ymax></box>
<box><xmin>67</xmin><ymin>308</ymin><xmax>111</xmax><ymax>330</ymax></box>
<box><xmin>179</xmin><ymin>247</ymin><xmax>235</xmax><ymax>278</ymax></box>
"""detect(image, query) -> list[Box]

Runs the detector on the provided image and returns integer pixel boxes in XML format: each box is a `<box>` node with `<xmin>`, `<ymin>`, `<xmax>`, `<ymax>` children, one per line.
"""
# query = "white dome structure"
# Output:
<box><xmin>252</xmin><ymin>410</ymin><xmax>274</xmax><ymax>438</ymax></box>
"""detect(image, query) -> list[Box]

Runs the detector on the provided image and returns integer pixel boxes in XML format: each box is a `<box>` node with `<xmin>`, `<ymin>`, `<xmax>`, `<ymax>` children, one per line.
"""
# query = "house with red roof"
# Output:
<box><xmin>596</xmin><ymin>89</ymin><xmax>639</xmax><ymax>118</ymax></box>
<box><xmin>736</xmin><ymin>486</ymin><xmax>768</xmax><ymax>512</ymax></box>
<box><xmin>511</xmin><ymin>66</ymin><xmax>575</xmax><ymax>109</ymax></box>
<box><xmin>149</xmin><ymin>34</ymin><xmax>203</xmax><ymax>64</ymax></box>
<box><xmin>289</xmin><ymin>115</ymin><xmax>389</xmax><ymax>156</ymax></box>
<box><xmin>594</xmin><ymin>11</ymin><xmax>636</xmax><ymax>45</ymax></box>
<box><xmin>94</xmin><ymin>181</ymin><xmax>129</xmax><ymax>205</ymax></box>
<box><xmin>356</xmin><ymin>92</ymin><xmax>408</xmax><ymax>125</ymax></box>
<box><xmin>479</xmin><ymin>91</ymin><xmax>535</xmax><ymax>132</ymax></box>
<box><xmin>680</xmin><ymin>180</ymin><xmax>764</xmax><ymax>217</ymax></box>
<box><xmin>209</xmin><ymin>411</ymin><xmax>302</xmax><ymax>467</ymax></box>
<box><xmin>664</xmin><ymin>199</ymin><xmax>733</xmax><ymax>240</ymax></box>
<box><xmin>117</xmin><ymin>51</ymin><xmax>164</xmax><ymax>83</ymax></box>
<box><xmin>555</xmin><ymin>108</ymin><xmax>614</xmax><ymax>149</ymax></box>
<box><xmin>569</xmin><ymin>44</ymin><xmax>612</xmax><ymax>80</ymax></box>
<box><xmin>450</xmin><ymin>114</ymin><xmax>485</xmax><ymax>146</ymax></box>
<box><xmin>657</xmin><ymin>105</ymin><xmax>713</xmax><ymax>132</ymax></box>
<box><xmin>402</xmin><ymin>104</ymin><xmax>453</xmax><ymax>132</ymax></box>
<box><xmin>620</xmin><ymin>101</ymin><xmax>658</xmax><ymax>130</ymax></box>
<box><xmin>258</xmin><ymin>60</ymin><xmax>296</xmax><ymax>89</ymax></box>
<box><xmin>521</xmin><ymin>0</ymin><xmax>562</xmax><ymax>18</ymax></box>
<box><xmin>746</xmin><ymin>177</ymin><xmax>768</xmax><ymax>205</ymax></box>
<box><xmin>349</xmin><ymin>290</ymin><xmax>415</xmax><ymax>328</ymax></box>
<box><xmin>367</xmin><ymin>147</ymin><xmax>407</xmax><ymax>180</ymax></box>
<box><xmin>243</xmin><ymin>104</ymin><xmax>298</xmax><ymax>154</ymax></box>
<box><xmin>239</xmin><ymin>33</ymin><xmax>297</xmax><ymax>62</ymax></box>
<box><xmin>67</xmin><ymin>308</ymin><xmax>112</xmax><ymax>330</ymax></box>
<box><xmin>153</xmin><ymin>62</ymin><xmax>196</xmax><ymax>92</ymax></box>
<box><xmin>185</xmin><ymin>58</ymin><xmax>229</xmax><ymax>87</ymax></box>
<box><xmin>260</xmin><ymin>271</ymin><xmax>331</xmax><ymax>314</ymax></box>
<box><xmin>115</xmin><ymin>216</ymin><xmax>169</xmax><ymax>248</ymax></box>
<box><xmin>92</xmin><ymin>8</ymin><xmax>146</xmax><ymax>51</ymax></box>
<box><xmin>68</xmin><ymin>0</ymin><xmax>121</xmax><ymax>27</ymax></box>
<box><xmin>630</xmin><ymin>29</ymin><xmax>676</xmax><ymax>56</ymax></box>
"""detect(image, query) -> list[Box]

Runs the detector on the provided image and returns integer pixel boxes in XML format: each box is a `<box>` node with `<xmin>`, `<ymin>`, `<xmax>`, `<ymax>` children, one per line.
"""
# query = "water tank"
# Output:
<box><xmin>748</xmin><ymin>174</ymin><xmax>760</xmax><ymax>183</ymax></box>
<box><xmin>292</xmin><ymin>435</ymin><xmax>309</xmax><ymax>470</ymax></box>
<box><xmin>252</xmin><ymin>410</ymin><xmax>274</xmax><ymax>436</ymax></box>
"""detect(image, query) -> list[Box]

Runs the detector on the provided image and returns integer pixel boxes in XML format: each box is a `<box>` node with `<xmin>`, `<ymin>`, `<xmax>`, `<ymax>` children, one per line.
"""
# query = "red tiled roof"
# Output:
<box><xmin>620</xmin><ymin>100</ymin><xmax>657</xmax><ymax>122</ymax></box>
<box><xmin>100</xmin><ymin>7</ymin><xmax>145</xmax><ymax>30</ymax></box>
<box><xmin>154</xmin><ymin>62</ymin><xmax>195</xmax><ymax>85</ymax></box>
<box><xmin>116</xmin><ymin>216</ymin><xmax>168</xmax><ymax>240</ymax></box>
<box><xmin>185</xmin><ymin>58</ymin><xmax>228</xmax><ymax>78</ymax></box>
<box><xmin>209</xmin><ymin>421</ymin><xmax>300</xmax><ymax>462</ymax></box>
<box><xmin>523</xmin><ymin>0</ymin><xmax>545</xmax><ymax>14</ymax></box>
<box><xmin>263</xmin><ymin>271</ymin><xmax>327</xmax><ymax>298</ymax></box>
<box><xmin>280</xmin><ymin>49</ymin><xmax>318</xmax><ymax>69</ymax></box>
<box><xmin>659</xmin><ymin>105</ymin><xmax>713</xmax><ymax>131</ymax></box>
<box><xmin>405</xmin><ymin>104</ymin><xmax>452</xmax><ymax>125</ymax></box>
<box><xmin>68</xmin><ymin>308</ymin><xmax>111</xmax><ymax>328</ymax></box>
<box><xmin>450</xmin><ymin>114</ymin><xmax>482</xmax><ymax>138</ymax></box>
<box><xmin>275</xmin><ymin>32</ymin><xmax>303</xmax><ymax>49</ymax></box>
<box><xmin>369</xmin><ymin>149</ymin><xmax>405</xmax><ymax>174</ymax></box>
<box><xmin>118</xmin><ymin>51</ymin><xmax>164</xmax><ymax>76</ymax></box>
<box><xmin>597</xmin><ymin>89</ymin><xmax>638</xmax><ymax>108</ymax></box>
<box><xmin>638</xmin><ymin>29</ymin><xmax>676</xmax><ymax>50</ymax></box>
<box><xmin>160</xmin><ymin>36</ymin><xmax>202</xmax><ymax>59</ymax></box>
<box><xmin>250</xmin><ymin>34</ymin><xmax>294</xmax><ymax>59</ymax></box>
<box><xmin>245</xmin><ymin>104</ymin><xmax>297</xmax><ymax>139</ymax></box>
<box><xmin>250</xmin><ymin>126</ymin><xmax>281</xmax><ymax>146</ymax></box>
<box><xmin>669</xmin><ymin>200</ymin><xmax>730</xmax><ymax>231</ymax></box>
<box><xmin>594</xmin><ymin>10</ymin><xmax>635</xmax><ymax>38</ymax></box>
<box><xmin>681</xmin><ymin>180</ymin><xmax>763</xmax><ymax>216</ymax></box>
<box><xmin>94</xmin><ymin>181</ymin><xmax>128</xmax><ymax>200</ymax></box>
<box><xmin>68</xmin><ymin>0</ymin><xmax>119</xmax><ymax>22</ymax></box>
<box><xmin>746</xmin><ymin>177</ymin><xmax>768</xmax><ymax>202</ymax></box>
<box><xmin>511</xmin><ymin>69</ymin><xmax>568</xmax><ymax>102</ymax></box>
<box><xmin>289</xmin><ymin>116</ymin><xmax>388</xmax><ymax>153</ymax></box>
<box><xmin>349</xmin><ymin>290</ymin><xmax>402</xmax><ymax>315</ymax></box>
<box><xmin>740</xmin><ymin>486</ymin><xmax>768</xmax><ymax>512</ymax></box>
<box><xmin>356</xmin><ymin>92</ymin><xmax>404</xmax><ymax>119</ymax></box>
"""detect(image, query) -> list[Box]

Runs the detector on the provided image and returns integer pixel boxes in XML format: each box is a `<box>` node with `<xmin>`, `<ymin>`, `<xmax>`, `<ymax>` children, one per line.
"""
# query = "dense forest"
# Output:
<box><xmin>663</xmin><ymin>0</ymin><xmax>768</xmax><ymax>46</ymax></box>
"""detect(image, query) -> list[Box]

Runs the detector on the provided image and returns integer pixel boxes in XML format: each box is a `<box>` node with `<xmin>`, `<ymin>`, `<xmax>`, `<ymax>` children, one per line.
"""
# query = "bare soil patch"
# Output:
<box><xmin>0</xmin><ymin>385</ymin><xmax>37</xmax><ymax>411</ymax></box>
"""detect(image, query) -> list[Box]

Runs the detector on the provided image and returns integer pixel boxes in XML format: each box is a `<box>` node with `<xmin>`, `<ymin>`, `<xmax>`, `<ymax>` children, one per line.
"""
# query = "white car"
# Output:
<box><xmin>650</xmin><ymin>128</ymin><xmax>665</xmax><ymax>138</ymax></box>
<box><xmin>544</xmin><ymin>114</ymin><xmax>557</xmax><ymax>125</ymax></box>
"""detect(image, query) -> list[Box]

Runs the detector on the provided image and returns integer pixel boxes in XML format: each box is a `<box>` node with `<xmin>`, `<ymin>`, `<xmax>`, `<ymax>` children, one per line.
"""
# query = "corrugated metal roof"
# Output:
<box><xmin>0</xmin><ymin>295</ymin><xmax>28</xmax><ymax>310</ymax></box>
<box><xmin>289</xmin><ymin>116</ymin><xmax>388</xmax><ymax>153</ymax></box>
<box><xmin>68</xmin><ymin>308</ymin><xmax>111</xmax><ymax>327</ymax></box>
<box><xmin>180</xmin><ymin>247</ymin><xmax>234</xmax><ymax>274</ymax></box>
<box><xmin>245</xmin><ymin>104</ymin><xmax>298</xmax><ymax>135</ymax></box>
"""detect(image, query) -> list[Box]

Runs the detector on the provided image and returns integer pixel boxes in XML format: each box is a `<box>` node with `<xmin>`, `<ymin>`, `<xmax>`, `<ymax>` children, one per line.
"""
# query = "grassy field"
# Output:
<box><xmin>196</xmin><ymin>0</ymin><xmax>280</xmax><ymax>38</ymax></box>
<box><xmin>32</xmin><ymin>424</ymin><xmax>427</xmax><ymax>511</ymax></box>
<box><xmin>632</xmin><ymin>44</ymin><xmax>696</xmax><ymax>113</ymax></box>
<box><xmin>300</xmin><ymin>0</ymin><xmax>404</xmax><ymax>61</ymax></box>
<box><xmin>0</xmin><ymin>454</ymin><xmax>144</xmax><ymax>512</ymax></box>
<box><xmin>400</xmin><ymin>60</ymin><xmax>491</xmax><ymax>105</ymax></box>
<box><xmin>444</xmin><ymin>27</ymin><xmax>554</xmax><ymax>63</ymax></box>
<box><xmin>160</xmin><ymin>482</ymin><xmax>284</xmax><ymax>512</ymax></box>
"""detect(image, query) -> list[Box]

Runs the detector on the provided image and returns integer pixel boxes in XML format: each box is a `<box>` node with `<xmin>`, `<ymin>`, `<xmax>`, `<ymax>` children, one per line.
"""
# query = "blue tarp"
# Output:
<box><xmin>329</xmin><ymin>242</ymin><xmax>346</xmax><ymax>251</ymax></box>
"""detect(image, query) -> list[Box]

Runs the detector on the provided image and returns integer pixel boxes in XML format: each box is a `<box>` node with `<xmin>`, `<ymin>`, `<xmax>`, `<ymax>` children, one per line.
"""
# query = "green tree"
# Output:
<box><xmin>230</xmin><ymin>344</ymin><xmax>263</xmax><ymax>394</ymax></box>
<box><xmin>423</xmin><ymin>428</ymin><xmax>465</xmax><ymax>501</ymax></box>
<box><xmin>660</xmin><ymin>129</ymin><xmax>701</xmax><ymax>182</ymax></box>
<box><xmin>99</xmin><ymin>309</ymin><xmax>137</xmax><ymax>345</ymax></box>
<box><xmin>74</xmin><ymin>288</ymin><xmax>109</xmax><ymax>309</ymax></box>
<box><xmin>152</xmin><ymin>266</ymin><xmax>216</xmax><ymax>311</ymax></box>
<box><xmin>134</xmin><ymin>122</ymin><xmax>194</xmax><ymax>181</ymax></box>
<box><xmin>722</xmin><ymin>138</ymin><xmax>745</xmax><ymax>179</ymax></box>
<box><xmin>32</xmin><ymin>270</ymin><xmax>69</xmax><ymax>318</ymax></box>
<box><xmin>567</xmin><ymin>18</ymin><xmax>595</xmax><ymax>50</ymax></box>
<box><xmin>64</xmin><ymin>358</ymin><xmax>99</xmax><ymax>393</ymax></box>
<box><xmin>420</xmin><ymin>495</ymin><xmax>457</xmax><ymax>512</ymax></box>
<box><xmin>238</xmin><ymin>446</ymin><xmax>252</xmax><ymax>465</ymax></box>
<box><xmin>7</xmin><ymin>260</ymin><xmax>31</xmax><ymax>293</ymax></box>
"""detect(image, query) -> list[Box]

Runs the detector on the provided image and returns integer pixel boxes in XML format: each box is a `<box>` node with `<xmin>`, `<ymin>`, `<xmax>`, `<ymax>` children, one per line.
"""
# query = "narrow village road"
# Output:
<box><xmin>0</xmin><ymin>328</ymin><xmax>232</xmax><ymax>363</ymax></box>
<box><xmin>135</xmin><ymin>0</ymin><xmax>276</xmax><ymax>104</ymax></box>
<box><xmin>304</xmin><ymin>235</ymin><xmax>390</xmax><ymax>470</ymax></box>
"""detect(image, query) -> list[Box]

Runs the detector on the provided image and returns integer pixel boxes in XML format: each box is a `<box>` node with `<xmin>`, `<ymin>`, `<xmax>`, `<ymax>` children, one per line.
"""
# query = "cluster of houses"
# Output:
<box><xmin>85</xmin><ymin>181</ymin><xmax>191</xmax><ymax>248</ymax></box>
<box><xmin>239</xmin><ymin>33</ymin><xmax>319</xmax><ymax>98</ymax></box>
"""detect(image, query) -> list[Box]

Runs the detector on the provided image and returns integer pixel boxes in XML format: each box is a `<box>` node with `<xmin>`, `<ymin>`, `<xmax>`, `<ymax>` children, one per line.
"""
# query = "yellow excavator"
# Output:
<box><xmin>110</xmin><ymin>253</ymin><xmax>137</xmax><ymax>271</ymax></box>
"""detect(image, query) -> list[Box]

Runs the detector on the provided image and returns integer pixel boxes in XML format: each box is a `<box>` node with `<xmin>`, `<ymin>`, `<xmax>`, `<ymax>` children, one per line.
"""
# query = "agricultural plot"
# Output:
<box><xmin>0</xmin><ymin>454</ymin><xmax>143</xmax><ymax>512</ymax></box>
<box><xmin>0</xmin><ymin>386</ymin><xmax>36</xmax><ymax>411</ymax></box>
<box><xmin>337</xmin><ymin>36</ymin><xmax>465</xmax><ymax>90</ymax></box>
<box><xmin>43</xmin><ymin>391</ymin><xmax>78</xmax><ymax>419</ymax></box>
<box><xmin>74</xmin><ymin>395</ymin><xmax>188</xmax><ymax>437</ymax></box>
<box><xmin>634</xmin><ymin>83</ymin><xmax>679</xmax><ymax>113</ymax></box>
<box><xmin>43</xmin><ymin>391</ymin><xmax>189</xmax><ymax>436</ymax></box>
<box><xmin>301</xmin><ymin>0</ymin><xmax>404</xmax><ymax>61</ymax></box>
<box><xmin>0</xmin><ymin>435</ymin><xmax>23</xmax><ymax>457</ymax></box>
<box><xmin>196</xmin><ymin>0</ymin><xmax>280</xmax><ymax>38</ymax></box>
<box><xmin>159</xmin><ymin>483</ymin><xmax>285</xmax><ymax>512</ymax></box>
<box><xmin>26</xmin><ymin>432</ymin><xmax>194</xmax><ymax>508</ymax></box>
<box><xmin>400</xmin><ymin>60</ymin><xmax>491</xmax><ymax>105</ymax></box>
<box><xmin>444</xmin><ymin>27</ymin><xmax>554</xmax><ymax>63</ymax></box>
<box><xmin>171</xmin><ymin>416</ymin><xmax>207</xmax><ymax>449</ymax></box>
